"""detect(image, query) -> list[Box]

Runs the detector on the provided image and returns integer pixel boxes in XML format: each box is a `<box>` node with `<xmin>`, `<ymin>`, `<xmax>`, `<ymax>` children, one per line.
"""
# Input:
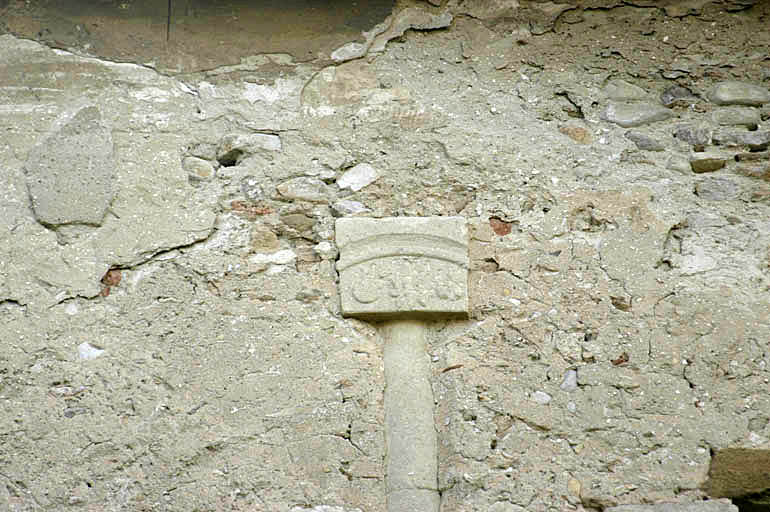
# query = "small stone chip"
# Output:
<box><xmin>489</xmin><ymin>217</ymin><xmax>513</xmax><ymax>236</ymax></box>
<box><xmin>277</xmin><ymin>177</ymin><xmax>330</xmax><ymax>203</ymax></box>
<box><xmin>78</xmin><ymin>342</ymin><xmax>105</xmax><ymax>360</ymax></box>
<box><xmin>625</xmin><ymin>131</ymin><xmax>665</xmax><ymax>151</ymax></box>
<box><xmin>660</xmin><ymin>85</ymin><xmax>696</xmax><ymax>107</ymax></box>
<box><xmin>337</xmin><ymin>163</ymin><xmax>379</xmax><ymax>191</ymax></box>
<box><xmin>183</xmin><ymin>156</ymin><xmax>215</xmax><ymax>180</ymax></box>
<box><xmin>559</xmin><ymin>124</ymin><xmax>593</xmax><ymax>144</ymax></box>
<box><xmin>560</xmin><ymin>370</ymin><xmax>578</xmax><ymax>392</ymax></box>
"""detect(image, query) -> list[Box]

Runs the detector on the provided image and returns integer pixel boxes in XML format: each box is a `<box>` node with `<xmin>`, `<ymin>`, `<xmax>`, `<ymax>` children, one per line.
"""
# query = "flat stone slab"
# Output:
<box><xmin>606</xmin><ymin>501</ymin><xmax>737</xmax><ymax>512</ymax></box>
<box><xmin>23</xmin><ymin>105</ymin><xmax>115</xmax><ymax>226</ymax></box>
<box><xmin>712</xmin><ymin>106</ymin><xmax>761</xmax><ymax>127</ymax></box>
<box><xmin>601</xmin><ymin>101</ymin><xmax>673</xmax><ymax>128</ymax></box>
<box><xmin>708</xmin><ymin>81</ymin><xmax>770</xmax><ymax>106</ymax></box>
<box><xmin>336</xmin><ymin>217</ymin><xmax>468</xmax><ymax>320</ymax></box>
<box><xmin>713</xmin><ymin>130</ymin><xmax>770</xmax><ymax>151</ymax></box>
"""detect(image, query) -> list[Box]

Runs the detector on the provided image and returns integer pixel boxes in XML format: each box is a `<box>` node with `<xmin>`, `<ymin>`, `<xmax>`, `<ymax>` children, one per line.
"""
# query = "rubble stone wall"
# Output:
<box><xmin>0</xmin><ymin>1</ymin><xmax>769</xmax><ymax>511</ymax></box>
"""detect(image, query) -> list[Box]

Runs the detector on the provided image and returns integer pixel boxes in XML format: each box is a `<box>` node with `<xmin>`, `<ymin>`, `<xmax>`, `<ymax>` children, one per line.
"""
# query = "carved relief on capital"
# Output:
<box><xmin>336</xmin><ymin>218</ymin><xmax>469</xmax><ymax>319</ymax></box>
<box><xmin>349</xmin><ymin>256</ymin><xmax>465</xmax><ymax>309</ymax></box>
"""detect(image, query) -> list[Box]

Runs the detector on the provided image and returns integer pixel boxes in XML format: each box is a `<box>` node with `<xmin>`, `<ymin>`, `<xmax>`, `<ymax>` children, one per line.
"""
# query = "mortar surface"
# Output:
<box><xmin>0</xmin><ymin>1</ymin><xmax>769</xmax><ymax>511</ymax></box>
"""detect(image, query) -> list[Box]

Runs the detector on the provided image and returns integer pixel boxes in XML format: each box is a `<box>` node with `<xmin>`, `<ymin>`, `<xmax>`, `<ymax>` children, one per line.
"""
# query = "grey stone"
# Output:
<box><xmin>695</xmin><ymin>176</ymin><xmax>741</xmax><ymax>201</ymax></box>
<box><xmin>690</xmin><ymin>152</ymin><xmax>728</xmax><ymax>173</ymax></box>
<box><xmin>601</xmin><ymin>102</ymin><xmax>674</xmax><ymax>127</ymax></box>
<box><xmin>336</xmin><ymin>217</ymin><xmax>468</xmax><ymax>320</ymax></box>
<box><xmin>63</xmin><ymin>407</ymin><xmax>88</xmax><ymax>418</ymax></box>
<box><xmin>606</xmin><ymin>500</ymin><xmax>738</xmax><ymax>512</ymax></box>
<box><xmin>713</xmin><ymin>130</ymin><xmax>770</xmax><ymax>151</ymax></box>
<box><xmin>560</xmin><ymin>369</ymin><xmax>578</xmax><ymax>391</ymax></box>
<box><xmin>660</xmin><ymin>85</ymin><xmax>696</xmax><ymax>107</ymax></box>
<box><xmin>252</xmin><ymin>249</ymin><xmax>296</xmax><ymax>265</ymax></box>
<box><xmin>23</xmin><ymin>105</ymin><xmax>115</xmax><ymax>226</ymax></box>
<box><xmin>78</xmin><ymin>342</ymin><xmax>105</xmax><ymax>360</ymax></box>
<box><xmin>604</xmin><ymin>80</ymin><xmax>649</xmax><ymax>101</ymax></box>
<box><xmin>332</xmin><ymin>200</ymin><xmax>371</xmax><ymax>216</ymax></box>
<box><xmin>277</xmin><ymin>177</ymin><xmax>330</xmax><ymax>203</ymax></box>
<box><xmin>183</xmin><ymin>156</ymin><xmax>215</xmax><ymax>181</ymax></box>
<box><xmin>337</xmin><ymin>163</ymin><xmax>380</xmax><ymax>191</ymax></box>
<box><xmin>625</xmin><ymin>131</ymin><xmax>666</xmax><ymax>151</ymax></box>
<box><xmin>662</xmin><ymin>70</ymin><xmax>689</xmax><ymax>80</ymax></box>
<box><xmin>217</xmin><ymin>132</ymin><xmax>281</xmax><ymax>165</ymax></box>
<box><xmin>674</xmin><ymin>124</ymin><xmax>712</xmax><ymax>147</ymax></box>
<box><xmin>708</xmin><ymin>81</ymin><xmax>770</xmax><ymax>106</ymax></box>
<box><xmin>712</xmin><ymin>106</ymin><xmax>761</xmax><ymax>127</ymax></box>
<box><xmin>532</xmin><ymin>390</ymin><xmax>552</xmax><ymax>404</ymax></box>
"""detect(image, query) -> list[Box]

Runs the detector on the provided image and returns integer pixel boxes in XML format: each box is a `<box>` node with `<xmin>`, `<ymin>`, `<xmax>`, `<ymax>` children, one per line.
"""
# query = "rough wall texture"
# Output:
<box><xmin>0</xmin><ymin>0</ymin><xmax>769</xmax><ymax>511</ymax></box>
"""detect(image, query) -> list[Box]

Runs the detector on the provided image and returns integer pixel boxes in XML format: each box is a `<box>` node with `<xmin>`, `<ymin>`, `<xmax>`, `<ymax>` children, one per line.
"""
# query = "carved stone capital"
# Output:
<box><xmin>336</xmin><ymin>217</ymin><xmax>469</xmax><ymax>320</ymax></box>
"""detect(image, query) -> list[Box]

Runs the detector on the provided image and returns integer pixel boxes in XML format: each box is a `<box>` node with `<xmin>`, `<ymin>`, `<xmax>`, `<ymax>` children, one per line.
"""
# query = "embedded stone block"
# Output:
<box><xmin>23</xmin><ymin>105</ymin><xmax>115</xmax><ymax>226</ymax></box>
<box><xmin>336</xmin><ymin>217</ymin><xmax>468</xmax><ymax>320</ymax></box>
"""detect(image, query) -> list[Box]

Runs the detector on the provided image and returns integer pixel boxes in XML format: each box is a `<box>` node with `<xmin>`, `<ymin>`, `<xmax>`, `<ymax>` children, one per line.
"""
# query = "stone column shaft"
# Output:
<box><xmin>336</xmin><ymin>217</ymin><xmax>469</xmax><ymax>512</ymax></box>
<box><xmin>382</xmin><ymin>319</ymin><xmax>439</xmax><ymax>512</ymax></box>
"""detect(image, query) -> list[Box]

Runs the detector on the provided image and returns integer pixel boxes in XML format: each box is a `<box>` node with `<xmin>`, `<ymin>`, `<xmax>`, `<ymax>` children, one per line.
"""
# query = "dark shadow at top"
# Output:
<box><xmin>0</xmin><ymin>0</ymin><xmax>396</xmax><ymax>72</ymax></box>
